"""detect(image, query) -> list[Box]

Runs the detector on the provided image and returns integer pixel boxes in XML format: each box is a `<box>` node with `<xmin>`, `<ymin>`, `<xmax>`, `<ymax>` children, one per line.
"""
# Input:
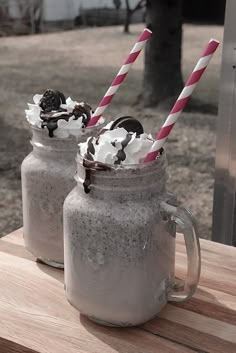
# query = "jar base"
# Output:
<box><xmin>37</xmin><ymin>257</ymin><xmax>64</xmax><ymax>269</ymax></box>
<box><xmin>87</xmin><ymin>315</ymin><xmax>136</xmax><ymax>327</ymax></box>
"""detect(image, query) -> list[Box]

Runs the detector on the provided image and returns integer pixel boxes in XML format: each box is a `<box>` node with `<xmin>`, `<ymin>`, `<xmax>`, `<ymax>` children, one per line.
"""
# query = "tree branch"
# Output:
<box><xmin>125</xmin><ymin>0</ymin><xmax>131</xmax><ymax>12</ymax></box>
<box><xmin>131</xmin><ymin>0</ymin><xmax>146</xmax><ymax>14</ymax></box>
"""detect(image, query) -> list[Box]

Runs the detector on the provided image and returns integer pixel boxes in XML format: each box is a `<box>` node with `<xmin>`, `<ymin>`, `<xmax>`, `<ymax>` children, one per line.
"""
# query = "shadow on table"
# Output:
<box><xmin>36</xmin><ymin>260</ymin><xmax>64</xmax><ymax>284</ymax></box>
<box><xmin>79</xmin><ymin>285</ymin><xmax>236</xmax><ymax>353</ymax></box>
<box><xmin>141</xmin><ymin>286</ymin><xmax>236</xmax><ymax>352</ymax></box>
<box><xmin>170</xmin><ymin>286</ymin><xmax>236</xmax><ymax>325</ymax></box>
<box><xmin>80</xmin><ymin>314</ymin><xmax>149</xmax><ymax>353</ymax></box>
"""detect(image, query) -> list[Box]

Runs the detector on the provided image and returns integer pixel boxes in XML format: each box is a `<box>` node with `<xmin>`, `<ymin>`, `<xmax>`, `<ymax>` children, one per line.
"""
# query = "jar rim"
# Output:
<box><xmin>31</xmin><ymin>125</ymin><xmax>76</xmax><ymax>141</ymax></box>
<box><xmin>76</xmin><ymin>149</ymin><xmax>167</xmax><ymax>170</ymax></box>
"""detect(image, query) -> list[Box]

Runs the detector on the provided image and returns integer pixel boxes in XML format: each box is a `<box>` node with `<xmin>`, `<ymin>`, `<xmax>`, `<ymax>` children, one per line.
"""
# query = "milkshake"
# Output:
<box><xmin>21</xmin><ymin>89</ymin><xmax>104</xmax><ymax>268</ymax></box>
<box><xmin>63</xmin><ymin>117</ymin><xmax>201</xmax><ymax>326</ymax></box>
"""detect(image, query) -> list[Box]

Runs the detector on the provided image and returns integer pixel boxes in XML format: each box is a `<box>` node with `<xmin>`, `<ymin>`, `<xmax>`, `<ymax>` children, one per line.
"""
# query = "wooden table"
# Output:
<box><xmin>0</xmin><ymin>229</ymin><xmax>235</xmax><ymax>353</ymax></box>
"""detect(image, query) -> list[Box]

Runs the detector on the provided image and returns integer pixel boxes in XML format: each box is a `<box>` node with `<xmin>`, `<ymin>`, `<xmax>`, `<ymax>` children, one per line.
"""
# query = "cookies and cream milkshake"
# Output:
<box><xmin>63</xmin><ymin>117</ymin><xmax>200</xmax><ymax>326</ymax></box>
<box><xmin>21</xmin><ymin>89</ymin><xmax>104</xmax><ymax>268</ymax></box>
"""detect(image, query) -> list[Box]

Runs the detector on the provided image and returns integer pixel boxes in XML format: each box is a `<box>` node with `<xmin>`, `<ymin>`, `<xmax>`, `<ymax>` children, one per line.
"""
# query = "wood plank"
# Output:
<box><xmin>0</xmin><ymin>248</ymin><xmax>195</xmax><ymax>353</ymax></box>
<box><xmin>145</xmin><ymin>235</ymin><xmax>236</xmax><ymax>353</ymax></box>
<box><xmin>142</xmin><ymin>302</ymin><xmax>236</xmax><ymax>353</ymax></box>
<box><xmin>175</xmin><ymin>258</ymin><xmax>236</xmax><ymax>296</ymax></box>
<box><xmin>176</xmin><ymin>238</ymin><xmax>236</xmax><ymax>271</ymax></box>
<box><xmin>195</xmin><ymin>285</ymin><xmax>236</xmax><ymax>311</ymax></box>
<box><xmin>0</xmin><ymin>228</ymin><xmax>34</xmax><ymax>262</ymax></box>
<box><xmin>174</xmin><ymin>234</ymin><xmax>236</xmax><ymax>296</ymax></box>
<box><xmin>0</xmin><ymin>337</ymin><xmax>39</xmax><ymax>353</ymax></box>
<box><xmin>0</xmin><ymin>238</ymin><xmax>35</xmax><ymax>262</ymax></box>
<box><xmin>1</xmin><ymin>229</ymin><xmax>236</xmax><ymax>353</ymax></box>
<box><xmin>161</xmin><ymin>305</ymin><xmax>236</xmax><ymax>344</ymax></box>
<box><xmin>173</xmin><ymin>286</ymin><xmax>236</xmax><ymax>325</ymax></box>
<box><xmin>1</xmin><ymin>228</ymin><xmax>25</xmax><ymax>245</ymax></box>
<box><xmin>143</xmin><ymin>317</ymin><xmax>236</xmax><ymax>353</ymax></box>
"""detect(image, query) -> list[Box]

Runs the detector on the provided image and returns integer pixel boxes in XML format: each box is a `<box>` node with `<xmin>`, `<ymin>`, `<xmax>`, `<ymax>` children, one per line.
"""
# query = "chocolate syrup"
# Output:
<box><xmin>82</xmin><ymin>158</ymin><xmax>111</xmax><ymax>194</ymax></box>
<box><xmin>115</xmin><ymin>133</ymin><xmax>132</xmax><ymax>164</ymax></box>
<box><xmin>73</xmin><ymin>103</ymin><xmax>92</xmax><ymax>127</ymax></box>
<box><xmin>39</xmin><ymin>89</ymin><xmax>92</xmax><ymax>137</ymax></box>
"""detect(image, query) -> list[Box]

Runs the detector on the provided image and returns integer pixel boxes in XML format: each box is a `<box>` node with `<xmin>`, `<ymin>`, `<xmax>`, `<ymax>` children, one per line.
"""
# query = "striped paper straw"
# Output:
<box><xmin>86</xmin><ymin>28</ymin><xmax>152</xmax><ymax>127</ymax></box>
<box><xmin>144</xmin><ymin>38</ymin><xmax>220</xmax><ymax>163</ymax></box>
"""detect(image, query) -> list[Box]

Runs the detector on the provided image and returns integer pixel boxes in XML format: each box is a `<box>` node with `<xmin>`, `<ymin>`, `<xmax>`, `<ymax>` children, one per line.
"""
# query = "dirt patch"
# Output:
<box><xmin>0</xmin><ymin>24</ymin><xmax>223</xmax><ymax>238</ymax></box>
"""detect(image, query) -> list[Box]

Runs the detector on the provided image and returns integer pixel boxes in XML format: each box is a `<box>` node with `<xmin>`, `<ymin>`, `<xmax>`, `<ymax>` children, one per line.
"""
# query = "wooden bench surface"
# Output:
<box><xmin>0</xmin><ymin>228</ymin><xmax>235</xmax><ymax>353</ymax></box>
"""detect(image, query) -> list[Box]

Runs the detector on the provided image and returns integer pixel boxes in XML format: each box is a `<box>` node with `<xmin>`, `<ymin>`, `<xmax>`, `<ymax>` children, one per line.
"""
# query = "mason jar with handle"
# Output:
<box><xmin>63</xmin><ymin>152</ymin><xmax>201</xmax><ymax>326</ymax></box>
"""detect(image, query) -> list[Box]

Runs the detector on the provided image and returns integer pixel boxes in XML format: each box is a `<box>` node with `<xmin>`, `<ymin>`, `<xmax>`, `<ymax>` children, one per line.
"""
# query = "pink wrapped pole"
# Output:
<box><xmin>144</xmin><ymin>38</ymin><xmax>220</xmax><ymax>163</ymax></box>
<box><xmin>87</xmin><ymin>28</ymin><xmax>152</xmax><ymax>127</ymax></box>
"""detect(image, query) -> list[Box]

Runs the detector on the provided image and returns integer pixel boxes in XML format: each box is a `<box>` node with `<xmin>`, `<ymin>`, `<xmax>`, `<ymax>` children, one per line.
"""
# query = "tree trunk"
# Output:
<box><xmin>124</xmin><ymin>9</ymin><xmax>132</xmax><ymax>33</ymax></box>
<box><xmin>143</xmin><ymin>0</ymin><xmax>184</xmax><ymax>107</ymax></box>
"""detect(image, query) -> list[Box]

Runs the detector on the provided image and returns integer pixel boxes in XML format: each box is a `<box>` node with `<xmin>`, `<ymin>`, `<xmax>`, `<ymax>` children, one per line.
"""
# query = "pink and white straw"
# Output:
<box><xmin>87</xmin><ymin>28</ymin><xmax>152</xmax><ymax>127</ymax></box>
<box><xmin>144</xmin><ymin>38</ymin><xmax>220</xmax><ymax>163</ymax></box>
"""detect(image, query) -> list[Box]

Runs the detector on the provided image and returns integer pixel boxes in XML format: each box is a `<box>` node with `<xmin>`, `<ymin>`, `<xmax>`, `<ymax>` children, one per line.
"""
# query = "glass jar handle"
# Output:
<box><xmin>160</xmin><ymin>201</ymin><xmax>201</xmax><ymax>301</ymax></box>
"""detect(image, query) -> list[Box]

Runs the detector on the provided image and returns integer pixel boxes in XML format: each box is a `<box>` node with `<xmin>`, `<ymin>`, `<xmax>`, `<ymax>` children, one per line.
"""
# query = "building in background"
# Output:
<box><xmin>0</xmin><ymin>0</ymin><xmax>144</xmax><ymax>35</ymax></box>
<box><xmin>0</xmin><ymin>0</ymin><xmax>225</xmax><ymax>36</ymax></box>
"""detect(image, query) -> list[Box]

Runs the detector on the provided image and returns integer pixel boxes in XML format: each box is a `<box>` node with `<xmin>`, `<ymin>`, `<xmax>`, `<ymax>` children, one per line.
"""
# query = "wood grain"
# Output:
<box><xmin>0</xmin><ymin>229</ymin><xmax>236</xmax><ymax>353</ymax></box>
<box><xmin>0</xmin><ymin>231</ymin><xmax>194</xmax><ymax>353</ymax></box>
<box><xmin>172</xmin><ymin>292</ymin><xmax>236</xmax><ymax>325</ymax></box>
<box><xmin>143</xmin><ymin>235</ymin><xmax>236</xmax><ymax>353</ymax></box>
<box><xmin>0</xmin><ymin>337</ymin><xmax>39</xmax><ymax>353</ymax></box>
<box><xmin>143</xmin><ymin>317</ymin><xmax>236</xmax><ymax>353</ymax></box>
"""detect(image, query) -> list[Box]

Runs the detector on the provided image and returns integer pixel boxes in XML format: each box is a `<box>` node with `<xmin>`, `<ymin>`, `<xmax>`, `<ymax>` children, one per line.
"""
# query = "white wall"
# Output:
<box><xmin>44</xmin><ymin>0</ymin><xmax>142</xmax><ymax>21</ymax></box>
<box><xmin>78</xmin><ymin>0</ymin><xmax>141</xmax><ymax>10</ymax></box>
<box><xmin>42</xmin><ymin>0</ymin><xmax>124</xmax><ymax>21</ymax></box>
<box><xmin>7</xmin><ymin>0</ymin><xmax>142</xmax><ymax>21</ymax></box>
<box><xmin>43</xmin><ymin>0</ymin><xmax>76</xmax><ymax>21</ymax></box>
<box><xmin>7</xmin><ymin>0</ymin><xmax>78</xmax><ymax>21</ymax></box>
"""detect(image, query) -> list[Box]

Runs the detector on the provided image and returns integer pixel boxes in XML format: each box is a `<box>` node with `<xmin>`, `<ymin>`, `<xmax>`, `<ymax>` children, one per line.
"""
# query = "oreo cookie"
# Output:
<box><xmin>39</xmin><ymin>89</ymin><xmax>66</xmax><ymax>113</ymax></box>
<box><xmin>110</xmin><ymin>116</ymin><xmax>144</xmax><ymax>136</ymax></box>
<box><xmin>73</xmin><ymin>102</ymin><xmax>92</xmax><ymax>127</ymax></box>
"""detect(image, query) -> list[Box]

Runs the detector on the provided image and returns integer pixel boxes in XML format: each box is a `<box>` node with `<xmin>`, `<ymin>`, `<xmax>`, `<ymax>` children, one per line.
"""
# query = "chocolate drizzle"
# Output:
<box><xmin>87</xmin><ymin>137</ymin><xmax>95</xmax><ymax>155</ymax></box>
<box><xmin>83</xmin><ymin>137</ymin><xmax>96</xmax><ymax>162</ymax></box>
<box><xmin>39</xmin><ymin>89</ymin><xmax>92</xmax><ymax>137</ymax></box>
<box><xmin>80</xmin><ymin>116</ymin><xmax>161</xmax><ymax>193</ymax></box>
<box><xmin>115</xmin><ymin>133</ymin><xmax>132</xmax><ymax>164</ymax></box>
<box><xmin>40</xmin><ymin>111</ymin><xmax>68</xmax><ymax>137</ymax></box>
<box><xmin>82</xmin><ymin>158</ymin><xmax>112</xmax><ymax>194</ymax></box>
<box><xmin>73</xmin><ymin>103</ymin><xmax>92</xmax><ymax>126</ymax></box>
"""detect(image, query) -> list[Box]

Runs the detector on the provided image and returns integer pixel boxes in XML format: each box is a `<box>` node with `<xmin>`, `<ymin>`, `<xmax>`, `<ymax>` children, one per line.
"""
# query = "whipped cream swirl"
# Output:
<box><xmin>25</xmin><ymin>93</ymin><xmax>103</xmax><ymax>138</ymax></box>
<box><xmin>79</xmin><ymin>123</ymin><xmax>154</xmax><ymax>165</ymax></box>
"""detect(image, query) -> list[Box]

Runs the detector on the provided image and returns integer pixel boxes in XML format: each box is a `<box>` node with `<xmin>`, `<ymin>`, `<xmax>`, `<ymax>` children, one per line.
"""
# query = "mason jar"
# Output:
<box><xmin>63</xmin><ymin>153</ymin><xmax>201</xmax><ymax>326</ymax></box>
<box><xmin>21</xmin><ymin>125</ymin><xmax>101</xmax><ymax>268</ymax></box>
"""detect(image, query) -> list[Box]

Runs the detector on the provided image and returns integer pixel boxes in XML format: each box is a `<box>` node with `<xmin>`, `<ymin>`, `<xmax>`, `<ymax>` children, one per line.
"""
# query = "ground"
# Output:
<box><xmin>0</xmin><ymin>23</ymin><xmax>223</xmax><ymax>238</ymax></box>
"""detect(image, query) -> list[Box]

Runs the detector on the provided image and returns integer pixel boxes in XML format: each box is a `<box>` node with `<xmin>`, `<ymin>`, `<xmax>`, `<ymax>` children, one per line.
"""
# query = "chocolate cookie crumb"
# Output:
<box><xmin>39</xmin><ymin>89</ymin><xmax>65</xmax><ymax>113</ymax></box>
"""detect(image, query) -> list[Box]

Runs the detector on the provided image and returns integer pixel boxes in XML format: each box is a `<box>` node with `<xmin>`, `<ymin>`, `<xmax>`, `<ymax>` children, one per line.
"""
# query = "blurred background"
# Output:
<box><xmin>0</xmin><ymin>0</ymin><xmax>225</xmax><ymax>238</ymax></box>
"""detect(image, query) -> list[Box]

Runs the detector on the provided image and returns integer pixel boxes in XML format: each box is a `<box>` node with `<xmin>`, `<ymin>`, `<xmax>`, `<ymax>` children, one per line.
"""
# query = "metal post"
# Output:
<box><xmin>212</xmin><ymin>0</ymin><xmax>236</xmax><ymax>246</ymax></box>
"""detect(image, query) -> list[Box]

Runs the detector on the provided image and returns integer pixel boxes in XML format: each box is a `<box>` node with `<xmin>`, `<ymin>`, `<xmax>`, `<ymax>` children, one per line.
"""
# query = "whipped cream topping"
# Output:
<box><xmin>25</xmin><ymin>94</ymin><xmax>104</xmax><ymax>138</ymax></box>
<box><xmin>79</xmin><ymin>123</ymin><xmax>154</xmax><ymax>165</ymax></box>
